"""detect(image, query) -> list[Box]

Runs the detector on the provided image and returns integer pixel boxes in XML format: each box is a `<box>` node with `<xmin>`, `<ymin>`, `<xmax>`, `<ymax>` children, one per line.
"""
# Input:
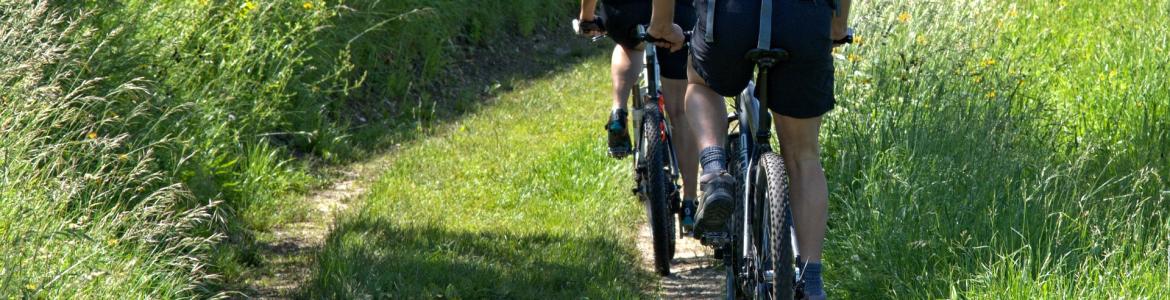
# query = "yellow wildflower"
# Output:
<box><xmin>973</xmin><ymin>75</ymin><xmax>983</xmax><ymax>83</ymax></box>
<box><xmin>107</xmin><ymin>239</ymin><xmax>119</xmax><ymax>246</ymax></box>
<box><xmin>980</xmin><ymin>58</ymin><xmax>997</xmax><ymax>68</ymax></box>
<box><xmin>897</xmin><ymin>12</ymin><xmax>911</xmax><ymax>24</ymax></box>
<box><xmin>87</xmin><ymin>131</ymin><xmax>98</xmax><ymax>139</ymax></box>
<box><xmin>240</xmin><ymin>1</ymin><xmax>257</xmax><ymax>16</ymax></box>
<box><xmin>986</xmin><ymin>91</ymin><xmax>997</xmax><ymax>98</ymax></box>
<box><xmin>26</xmin><ymin>283</ymin><xmax>36</xmax><ymax>291</ymax></box>
<box><xmin>848</xmin><ymin>53</ymin><xmax>861</xmax><ymax>63</ymax></box>
<box><xmin>916</xmin><ymin>35</ymin><xmax>927</xmax><ymax>45</ymax></box>
<box><xmin>302</xmin><ymin>1</ymin><xmax>313</xmax><ymax>9</ymax></box>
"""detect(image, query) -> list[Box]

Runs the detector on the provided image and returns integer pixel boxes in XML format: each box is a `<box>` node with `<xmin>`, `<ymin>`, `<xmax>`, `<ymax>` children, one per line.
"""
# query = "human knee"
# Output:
<box><xmin>780</xmin><ymin>140</ymin><xmax>821</xmax><ymax>170</ymax></box>
<box><xmin>783</xmin><ymin>147</ymin><xmax>823</xmax><ymax>175</ymax></box>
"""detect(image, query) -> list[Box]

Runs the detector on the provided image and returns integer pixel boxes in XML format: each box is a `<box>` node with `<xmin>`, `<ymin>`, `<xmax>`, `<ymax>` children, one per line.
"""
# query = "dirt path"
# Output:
<box><xmin>242</xmin><ymin>160</ymin><xmax>380</xmax><ymax>299</ymax></box>
<box><xmin>637</xmin><ymin>222</ymin><xmax>725</xmax><ymax>299</ymax></box>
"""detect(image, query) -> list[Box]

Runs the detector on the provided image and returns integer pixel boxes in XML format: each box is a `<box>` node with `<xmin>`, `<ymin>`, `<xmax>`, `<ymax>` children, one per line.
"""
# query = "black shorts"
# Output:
<box><xmin>692</xmin><ymin>0</ymin><xmax>835</xmax><ymax>118</ymax></box>
<box><xmin>600</xmin><ymin>0</ymin><xmax>696</xmax><ymax>80</ymax></box>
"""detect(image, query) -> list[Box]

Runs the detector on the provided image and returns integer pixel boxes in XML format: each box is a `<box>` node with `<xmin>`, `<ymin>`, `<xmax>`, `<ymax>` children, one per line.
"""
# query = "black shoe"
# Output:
<box><xmin>694</xmin><ymin>172</ymin><xmax>734</xmax><ymax>237</ymax></box>
<box><xmin>606</xmin><ymin>109</ymin><xmax>631</xmax><ymax>158</ymax></box>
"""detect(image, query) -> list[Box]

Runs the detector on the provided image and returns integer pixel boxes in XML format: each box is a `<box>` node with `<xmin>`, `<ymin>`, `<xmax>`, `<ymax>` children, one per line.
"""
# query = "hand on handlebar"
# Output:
<box><xmin>648</xmin><ymin>23</ymin><xmax>685</xmax><ymax>52</ymax></box>
<box><xmin>573</xmin><ymin>18</ymin><xmax>605</xmax><ymax>38</ymax></box>
<box><xmin>832</xmin><ymin>27</ymin><xmax>854</xmax><ymax>48</ymax></box>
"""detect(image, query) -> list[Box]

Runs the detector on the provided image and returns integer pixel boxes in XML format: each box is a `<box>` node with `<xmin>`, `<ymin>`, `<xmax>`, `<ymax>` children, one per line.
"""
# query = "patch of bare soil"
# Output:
<box><xmin>637</xmin><ymin>223</ymin><xmax>725</xmax><ymax>299</ymax></box>
<box><xmin>242</xmin><ymin>164</ymin><xmax>371</xmax><ymax>299</ymax></box>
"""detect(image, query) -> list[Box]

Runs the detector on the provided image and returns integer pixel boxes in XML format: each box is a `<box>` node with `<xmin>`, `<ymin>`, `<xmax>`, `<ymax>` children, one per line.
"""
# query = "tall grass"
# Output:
<box><xmin>825</xmin><ymin>0</ymin><xmax>1169</xmax><ymax>298</ymax></box>
<box><xmin>1</xmin><ymin>3</ymin><xmax>217</xmax><ymax>297</ymax></box>
<box><xmin>2</xmin><ymin>0</ymin><xmax>573</xmax><ymax>297</ymax></box>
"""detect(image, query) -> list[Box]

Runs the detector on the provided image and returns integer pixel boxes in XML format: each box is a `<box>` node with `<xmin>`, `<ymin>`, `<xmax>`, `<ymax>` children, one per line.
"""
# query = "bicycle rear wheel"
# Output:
<box><xmin>759</xmin><ymin>151</ymin><xmax>794</xmax><ymax>299</ymax></box>
<box><xmin>641</xmin><ymin>109</ymin><xmax>676</xmax><ymax>276</ymax></box>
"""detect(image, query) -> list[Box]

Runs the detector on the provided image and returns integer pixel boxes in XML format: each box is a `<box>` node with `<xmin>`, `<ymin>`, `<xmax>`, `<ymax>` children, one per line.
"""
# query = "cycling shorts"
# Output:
<box><xmin>692</xmin><ymin>0</ymin><xmax>835</xmax><ymax>118</ymax></box>
<box><xmin>600</xmin><ymin>0</ymin><xmax>697</xmax><ymax>80</ymax></box>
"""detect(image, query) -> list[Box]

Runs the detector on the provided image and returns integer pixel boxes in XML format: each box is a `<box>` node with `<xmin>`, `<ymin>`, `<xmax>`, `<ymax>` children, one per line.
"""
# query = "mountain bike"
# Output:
<box><xmin>571</xmin><ymin>20</ymin><xmax>695</xmax><ymax>277</ymax></box>
<box><xmin>697</xmin><ymin>52</ymin><xmax>794</xmax><ymax>299</ymax></box>
<box><xmin>699</xmin><ymin>2</ymin><xmax>853</xmax><ymax>297</ymax></box>
<box><xmin>695</xmin><ymin>5</ymin><xmax>793</xmax><ymax>299</ymax></box>
<box><xmin>629</xmin><ymin>24</ymin><xmax>689</xmax><ymax>276</ymax></box>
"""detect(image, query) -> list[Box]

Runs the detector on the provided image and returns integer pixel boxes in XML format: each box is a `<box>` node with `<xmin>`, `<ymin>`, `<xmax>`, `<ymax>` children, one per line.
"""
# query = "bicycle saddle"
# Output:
<box><xmin>745</xmin><ymin>48</ymin><xmax>790</xmax><ymax>66</ymax></box>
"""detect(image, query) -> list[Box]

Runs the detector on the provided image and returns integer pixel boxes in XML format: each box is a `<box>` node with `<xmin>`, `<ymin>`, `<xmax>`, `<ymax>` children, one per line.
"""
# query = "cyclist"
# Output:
<box><xmin>648</xmin><ymin>0</ymin><xmax>852</xmax><ymax>298</ymax></box>
<box><xmin>575</xmin><ymin>0</ymin><xmax>702</xmax><ymax>225</ymax></box>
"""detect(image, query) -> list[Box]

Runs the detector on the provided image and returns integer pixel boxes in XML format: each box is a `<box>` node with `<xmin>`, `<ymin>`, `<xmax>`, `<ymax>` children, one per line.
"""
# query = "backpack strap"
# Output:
<box><xmin>757</xmin><ymin>0</ymin><xmax>773</xmax><ymax>50</ymax></box>
<box><xmin>705</xmin><ymin>0</ymin><xmax>717</xmax><ymax>43</ymax></box>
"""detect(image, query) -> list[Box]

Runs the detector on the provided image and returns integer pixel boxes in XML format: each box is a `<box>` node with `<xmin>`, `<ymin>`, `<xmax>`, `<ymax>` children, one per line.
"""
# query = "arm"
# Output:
<box><xmin>831</xmin><ymin>0</ymin><xmax>852</xmax><ymax>43</ymax></box>
<box><xmin>648</xmin><ymin>0</ymin><xmax>686</xmax><ymax>51</ymax></box>
<box><xmin>649</xmin><ymin>0</ymin><xmax>675</xmax><ymax>31</ymax></box>
<box><xmin>579</xmin><ymin>0</ymin><xmax>598</xmax><ymax>21</ymax></box>
<box><xmin>576</xmin><ymin>0</ymin><xmax>603</xmax><ymax>36</ymax></box>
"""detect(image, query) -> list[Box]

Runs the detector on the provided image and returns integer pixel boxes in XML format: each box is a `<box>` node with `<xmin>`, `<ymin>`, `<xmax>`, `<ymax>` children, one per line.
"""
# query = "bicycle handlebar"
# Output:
<box><xmin>833</xmin><ymin>27</ymin><xmax>855</xmax><ymax>45</ymax></box>
<box><xmin>572</xmin><ymin>18</ymin><xmax>607</xmax><ymax>42</ymax></box>
<box><xmin>634</xmin><ymin>25</ymin><xmax>692</xmax><ymax>47</ymax></box>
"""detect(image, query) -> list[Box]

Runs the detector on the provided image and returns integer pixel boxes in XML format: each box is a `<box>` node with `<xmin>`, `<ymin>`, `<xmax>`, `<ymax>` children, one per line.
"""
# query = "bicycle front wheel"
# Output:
<box><xmin>641</xmin><ymin>110</ymin><xmax>676</xmax><ymax>276</ymax></box>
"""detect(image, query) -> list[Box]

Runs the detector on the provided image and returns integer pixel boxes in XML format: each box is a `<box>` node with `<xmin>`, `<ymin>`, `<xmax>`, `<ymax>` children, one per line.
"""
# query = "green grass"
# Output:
<box><xmin>1</xmin><ymin>0</ymin><xmax>574</xmax><ymax>297</ymax></box>
<box><xmin>824</xmin><ymin>0</ymin><xmax>1169</xmax><ymax>298</ymax></box>
<box><xmin>307</xmin><ymin>0</ymin><xmax>1168</xmax><ymax>298</ymax></box>
<box><xmin>4</xmin><ymin>0</ymin><xmax>1167</xmax><ymax>298</ymax></box>
<box><xmin>306</xmin><ymin>58</ymin><xmax>654</xmax><ymax>298</ymax></box>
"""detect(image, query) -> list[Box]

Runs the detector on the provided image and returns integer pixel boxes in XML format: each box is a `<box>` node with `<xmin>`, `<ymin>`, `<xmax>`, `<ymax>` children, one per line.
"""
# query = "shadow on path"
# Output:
<box><xmin>302</xmin><ymin>218</ymin><xmax>646</xmax><ymax>299</ymax></box>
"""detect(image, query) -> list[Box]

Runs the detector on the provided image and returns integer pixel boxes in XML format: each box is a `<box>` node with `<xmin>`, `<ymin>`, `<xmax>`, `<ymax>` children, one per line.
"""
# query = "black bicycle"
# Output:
<box><xmin>572</xmin><ymin>19</ymin><xmax>687</xmax><ymax>276</ymax></box>
<box><xmin>695</xmin><ymin>47</ymin><xmax>794</xmax><ymax>298</ymax></box>
<box><xmin>629</xmin><ymin>24</ymin><xmax>690</xmax><ymax>277</ymax></box>
<box><xmin>701</xmin><ymin>3</ymin><xmax>853</xmax><ymax>298</ymax></box>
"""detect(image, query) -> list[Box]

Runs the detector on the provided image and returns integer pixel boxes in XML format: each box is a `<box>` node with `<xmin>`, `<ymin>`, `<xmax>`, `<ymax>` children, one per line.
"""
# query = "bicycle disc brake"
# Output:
<box><xmin>700</xmin><ymin>231</ymin><xmax>732</xmax><ymax>246</ymax></box>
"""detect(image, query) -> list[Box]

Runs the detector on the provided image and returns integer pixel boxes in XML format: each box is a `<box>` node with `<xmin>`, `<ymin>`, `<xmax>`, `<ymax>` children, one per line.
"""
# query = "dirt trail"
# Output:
<box><xmin>637</xmin><ymin>222</ymin><xmax>725</xmax><ymax>299</ymax></box>
<box><xmin>242</xmin><ymin>161</ymin><xmax>380</xmax><ymax>299</ymax></box>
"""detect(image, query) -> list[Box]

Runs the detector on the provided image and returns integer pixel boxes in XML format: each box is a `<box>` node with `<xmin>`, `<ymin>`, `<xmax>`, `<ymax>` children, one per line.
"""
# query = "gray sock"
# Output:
<box><xmin>699</xmin><ymin>146</ymin><xmax>726</xmax><ymax>176</ymax></box>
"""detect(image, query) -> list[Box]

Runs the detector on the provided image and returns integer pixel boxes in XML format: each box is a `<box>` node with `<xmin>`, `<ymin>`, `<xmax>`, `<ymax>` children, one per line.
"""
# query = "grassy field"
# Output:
<box><xmin>823</xmin><ymin>0</ymin><xmax>1169</xmax><ymax>298</ymax></box>
<box><xmin>306</xmin><ymin>0</ymin><xmax>1168</xmax><ymax>299</ymax></box>
<box><xmin>303</xmin><ymin>58</ymin><xmax>655</xmax><ymax>298</ymax></box>
<box><xmin>1</xmin><ymin>0</ymin><xmax>572</xmax><ymax>297</ymax></box>
<box><xmin>2</xmin><ymin>0</ymin><xmax>1167</xmax><ymax>298</ymax></box>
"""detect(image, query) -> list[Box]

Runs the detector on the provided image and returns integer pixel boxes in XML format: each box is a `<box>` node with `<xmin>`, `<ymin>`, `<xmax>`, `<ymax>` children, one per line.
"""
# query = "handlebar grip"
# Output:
<box><xmin>572</xmin><ymin>18</ymin><xmax>606</xmax><ymax>36</ymax></box>
<box><xmin>833</xmin><ymin>27</ymin><xmax>855</xmax><ymax>45</ymax></box>
<box><xmin>634</xmin><ymin>25</ymin><xmax>692</xmax><ymax>45</ymax></box>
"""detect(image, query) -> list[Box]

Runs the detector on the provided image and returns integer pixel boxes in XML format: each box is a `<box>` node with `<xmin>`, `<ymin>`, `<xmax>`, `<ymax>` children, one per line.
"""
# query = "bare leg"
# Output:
<box><xmin>685</xmin><ymin>62</ymin><xmax>727</xmax><ymax>152</ymax></box>
<box><xmin>611</xmin><ymin>45</ymin><xmax>644</xmax><ymax>110</ymax></box>
<box><xmin>662</xmin><ymin>78</ymin><xmax>697</xmax><ymax>199</ymax></box>
<box><xmin>773</xmin><ymin>114</ymin><xmax>828</xmax><ymax>263</ymax></box>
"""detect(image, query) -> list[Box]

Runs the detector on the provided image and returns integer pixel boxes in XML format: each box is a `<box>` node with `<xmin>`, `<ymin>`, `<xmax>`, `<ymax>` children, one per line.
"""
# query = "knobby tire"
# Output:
<box><xmin>642</xmin><ymin>109</ymin><xmax>676</xmax><ymax>276</ymax></box>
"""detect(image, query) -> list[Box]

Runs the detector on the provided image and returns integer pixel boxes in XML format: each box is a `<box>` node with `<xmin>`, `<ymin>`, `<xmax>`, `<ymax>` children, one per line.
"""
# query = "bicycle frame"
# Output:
<box><xmin>632</xmin><ymin>26</ymin><xmax>683</xmax><ymax>204</ymax></box>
